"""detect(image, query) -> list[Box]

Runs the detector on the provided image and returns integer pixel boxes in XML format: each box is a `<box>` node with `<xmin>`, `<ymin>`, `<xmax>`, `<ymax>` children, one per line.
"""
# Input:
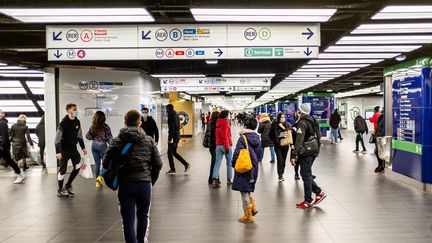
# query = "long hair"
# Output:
<box><xmin>210</xmin><ymin>111</ymin><xmax>220</xmax><ymax>123</ymax></box>
<box><xmin>92</xmin><ymin>111</ymin><xmax>106</xmax><ymax>137</ymax></box>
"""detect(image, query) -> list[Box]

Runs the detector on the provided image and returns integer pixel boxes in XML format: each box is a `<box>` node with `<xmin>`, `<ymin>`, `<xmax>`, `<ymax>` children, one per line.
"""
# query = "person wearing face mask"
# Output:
<box><xmin>140</xmin><ymin>107</ymin><xmax>159</xmax><ymax>145</ymax></box>
<box><xmin>0</xmin><ymin>109</ymin><xmax>25</xmax><ymax>184</ymax></box>
<box><xmin>270</xmin><ymin>112</ymin><xmax>292</xmax><ymax>182</ymax></box>
<box><xmin>55</xmin><ymin>103</ymin><xmax>88</xmax><ymax>197</ymax></box>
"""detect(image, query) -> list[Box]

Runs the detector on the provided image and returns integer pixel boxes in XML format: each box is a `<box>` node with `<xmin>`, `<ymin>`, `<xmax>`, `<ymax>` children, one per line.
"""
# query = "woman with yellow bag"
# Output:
<box><xmin>232</xmin><ymin>118</ymin><xmax>261</xmax><ymax>223</ymax></box>
<box><xmin>270</xmin><ymin>113</ymin><xmax>293</xmax><ymax>182</ymax></box>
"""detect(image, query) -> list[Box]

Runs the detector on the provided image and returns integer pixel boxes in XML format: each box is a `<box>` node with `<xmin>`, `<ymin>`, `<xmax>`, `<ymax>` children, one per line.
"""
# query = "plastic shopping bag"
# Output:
<box><xmin>79</xmin><ymin>158</ymin><xmax>94</xmax><ymax>179</ymax></box>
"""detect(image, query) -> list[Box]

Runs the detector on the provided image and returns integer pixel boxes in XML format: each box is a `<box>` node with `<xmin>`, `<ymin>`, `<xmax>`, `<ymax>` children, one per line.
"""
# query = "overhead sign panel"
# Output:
<box><xmin>160</xmin><ymin>77</ymin><xmax>271</xmax><ymax>87</ymax></box>
<box><xmin>47</xmin><ymin>23</ymin><xmax>320</xmax><ymax>61</ymax></box>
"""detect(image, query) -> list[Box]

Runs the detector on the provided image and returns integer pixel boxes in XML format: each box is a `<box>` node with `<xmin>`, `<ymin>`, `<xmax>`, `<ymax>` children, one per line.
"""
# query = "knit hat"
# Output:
<box><xmin>299</xmin><ymin>103</ymin><xmax>311</xmax><ymax>115</ymax></box>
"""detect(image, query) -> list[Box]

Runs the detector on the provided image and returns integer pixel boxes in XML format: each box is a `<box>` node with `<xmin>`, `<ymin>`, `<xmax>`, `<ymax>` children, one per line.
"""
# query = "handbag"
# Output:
<box><xmin>299</xmin><ymin>135</ymin><xmax>320</xmax><ymax>157</ymax></box>
<box><xmin>234</xmin><ymin>135</ymin><xmax>253</xmax><ymax>173</ymax></box>
<box><xmin>102</xmin><ymin>142</ymin><xmax>134</xmax><ymax>191</ymax></box>
<box><xmin>279</xmin><ymin>130</ymin><xmax>293</xmax><ymax>146</ymax></box>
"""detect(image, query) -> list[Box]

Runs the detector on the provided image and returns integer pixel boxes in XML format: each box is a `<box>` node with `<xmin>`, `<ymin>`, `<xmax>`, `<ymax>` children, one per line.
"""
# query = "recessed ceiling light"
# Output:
<box><xmin>0</xmin><ymin>66</ymin><xmax>28</xmax><ymax>70</ymax></box>
<box><xmin>190</xmin><ymin>8</ymin><xmax>337</xmax><ymax>22</ymax></box>
<box><xmin>353</xmin><ymin>82</ymin><xmax>361</xmax><ymax>86</ymax></box>
<box><xmin>0</xmin><ymin>73</ymin><xmax>44</xmax><ymax>77</ymax></box>
<box><xmin>352</xmin><ymin>23</ymin><xmax>432</xmax><ymax>34</ymax></box>
<box><xmin>302</xmin><ymin>64</ymin><xmax>371</xmax><ymax>68</ymax></box>
<box><xmin>308</xmin><ymin>59</ymin><xmax>384</xmax><ymax>64</ymax></box>
<box><xmin>318</xmin><ymin>53</ymin><xmax>400</xmax><ymax>59</ymax></box>
<box><xmin>336</xmin><ymin>35</ymin><xmax>432</xmax><ymax>45</ymax></box>
<box><xmin>395</xmin><ymin>54</ymin><xmax>407</xmax><ymax>61</ymax></box>
<box><xmin>0</xmin><ymin>8</ymin><xmax>154</xmax><ymax>23</ymax></box>
<box><xmin>325</xmin><ymin>45</ymin><xmax>422</xmax><ymax>53</ymax></box>
<box><xmin>205</xmin><ymin>59</ymin><xmax>218</xmax><ymax>65</ymax></box>
<box><xmin>297</xmin><ymin>68</ymin><xmax>360</xmax><ymax>72</ymax></box>
<box><xmin>327</xmin><ymin>89</ymin><xmax>333</xmax><ymax>92</ymax></box>
<box><xmin>372</xmin><ymin>6</ymin><xmax>432</xmax><ymax>19</ymax></box>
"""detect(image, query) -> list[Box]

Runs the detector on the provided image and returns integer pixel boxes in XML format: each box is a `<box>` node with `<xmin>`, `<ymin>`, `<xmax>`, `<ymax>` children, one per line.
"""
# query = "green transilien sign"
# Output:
<box><xmin>392</xmin><ymin>140</ymin><xmax>422</xmax><ymax>155</ymax></box>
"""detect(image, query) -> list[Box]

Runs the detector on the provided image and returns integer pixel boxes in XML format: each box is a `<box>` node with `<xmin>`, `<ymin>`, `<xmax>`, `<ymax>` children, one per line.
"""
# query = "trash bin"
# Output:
<box><xmin>377</xmin><ymin>136</ymin><xmax>392</xmax><ymax>163</ymax></box>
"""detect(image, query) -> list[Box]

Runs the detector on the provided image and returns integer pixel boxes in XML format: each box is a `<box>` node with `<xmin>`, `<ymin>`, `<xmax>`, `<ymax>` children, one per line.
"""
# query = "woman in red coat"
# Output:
<box><xmin>211</xmin><ymin>110</ymin><xmax>233</xmax><ymax>188</ymax></box>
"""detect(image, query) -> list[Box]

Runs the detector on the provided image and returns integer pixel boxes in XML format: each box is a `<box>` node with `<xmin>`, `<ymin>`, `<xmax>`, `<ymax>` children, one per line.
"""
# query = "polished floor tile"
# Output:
<box><xmin>1</xmin><ymin>129</ymin><xmax>432</xmax><ymax>242</ymax></box>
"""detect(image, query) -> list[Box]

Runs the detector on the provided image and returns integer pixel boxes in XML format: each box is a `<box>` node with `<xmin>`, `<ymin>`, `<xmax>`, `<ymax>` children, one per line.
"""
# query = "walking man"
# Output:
<box><xmin>55</xmin><ymin>104</ymin><xmax>87</xmax><ymax>197</ymax></box>
<box><xmin>0</xmin><ymin>109</ymin><xmax>25</xmax><ymax>184</ymax></box>
<box><xmin>140</xmin><ymin>107</ymin><xmax>159</xmax><ymax>145</ymax></box>
<box><xmin>165</xmin><ymin>104</ymin><xmax>191</xmax><ymax>175</ymax></box>
<box><xmin>353</xmin><ymin>114</ymin><xmax>368</xmax><ymax>153</ymax></box>
<box><xmin>291</xmin><ymin>103</ymin><xmax>327</xmax><ymax>209</ymax></box>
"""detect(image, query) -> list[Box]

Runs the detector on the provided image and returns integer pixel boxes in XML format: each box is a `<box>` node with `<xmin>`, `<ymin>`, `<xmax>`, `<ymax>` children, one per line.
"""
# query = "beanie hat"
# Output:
<box><xmin>299</xmin><ymin>103</ymin><xmax>311</xmax><ymax>115</ymax></box>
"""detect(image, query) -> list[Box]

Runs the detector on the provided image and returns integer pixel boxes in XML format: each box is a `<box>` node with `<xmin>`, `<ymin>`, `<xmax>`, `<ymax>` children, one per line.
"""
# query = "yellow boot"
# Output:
<box><xmin>239</xmin><ymin>205</ymin><xmax>254</xmax><ymax>223</ymax></box>
<box><xmin>96</xmin><ymin>176</ymin><xmax>104</xmax><ymax>189</ymax></box>
<box><xmin>249</xmin><ymin>196</ymin><xmax>258</xmax><ymax>216</ymax></box>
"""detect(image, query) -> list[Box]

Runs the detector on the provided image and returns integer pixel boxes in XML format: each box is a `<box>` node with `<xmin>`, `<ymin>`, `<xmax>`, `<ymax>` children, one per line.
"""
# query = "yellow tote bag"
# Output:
<box><xmin>235</xmin><ymin>135</ymin><xmax>253</xmax><ymax>173</ymax></box>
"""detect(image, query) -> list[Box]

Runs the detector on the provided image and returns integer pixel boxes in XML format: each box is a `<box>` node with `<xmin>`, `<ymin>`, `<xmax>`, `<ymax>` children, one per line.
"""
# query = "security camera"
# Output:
<box><xmin>316</xmin><ymin>74</ymin><xmax>320</xmax><ymax>77</ymax></box>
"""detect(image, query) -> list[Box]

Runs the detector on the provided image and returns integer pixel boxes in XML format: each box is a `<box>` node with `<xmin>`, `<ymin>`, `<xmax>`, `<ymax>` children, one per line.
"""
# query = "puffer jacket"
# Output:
<box><xmin>258</xmin><ymin>120</ymin><xmax>273</xmax><ymax>147</ymax></box>
<box><xmin>103</xmin><ymin>127</ymin><xmax>162</xmax><ymax>184</ymax></box>
<box><xmin>215</xmin><ymin>118</ymin><xmax>232</xmax><ymax>149</ymax></box>
<box><xmin>232</xmin><ymin>130</ymin><xmax>261</xmax><ymax>193</ymax></box>
<box><xmin>10</xmin><ymin>120</ymin><xmax>33</xmax><ymax>146</ymax></box>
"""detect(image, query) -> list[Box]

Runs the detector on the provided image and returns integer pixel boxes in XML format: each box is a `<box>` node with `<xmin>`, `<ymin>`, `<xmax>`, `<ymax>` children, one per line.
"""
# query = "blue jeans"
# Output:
<box><xmin>91</xmin><ymin>142</ymin><xmax>107</xmax><ymax>177</ymax></box>
<box><xmin>213</xmin><ymin>145</ymin><xmax>233</xmax><ymax>180</ymax></box>
<box><xmin>259</xmin><ymin>145</ymin><xmax>276</xmax><ymax>162</ymax></box>
<box><xmin>299</xmin><ymin>155</ymin><xmax>322</xmax><ymax>203</ymax></box>
<box><xmin>118</xmin><ymin>181</ymin><xmax>152</xmax><ymax>243</ymax></box>
<box><xmin>330</xmin><ymin>128</ymin><xmax>339</xmax><ymax>143</ymax></box>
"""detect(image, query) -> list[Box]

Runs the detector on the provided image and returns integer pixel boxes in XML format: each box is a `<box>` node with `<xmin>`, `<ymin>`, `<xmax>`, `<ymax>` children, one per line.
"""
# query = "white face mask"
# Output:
<box><xmin>280</xmin><ymin>118</ymin><xmax>286</xmax><ymax>123</ymax></box>
<box><xmin>142</xmin><ymin>113</ymin><xmax>148</xmax><ymax>119</ymax></box>
<box><xmin>71</xmin><ymin>111</ymin><xmax>78</xmax><ymax>118</ymax></box>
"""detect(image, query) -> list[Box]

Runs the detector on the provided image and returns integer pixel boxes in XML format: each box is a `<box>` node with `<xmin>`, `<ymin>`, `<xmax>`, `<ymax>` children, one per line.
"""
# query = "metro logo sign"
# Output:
<box><xmin>175</xmin><ymin>51</ymin><xmax>185</xmax><ymax>56</ymax></box>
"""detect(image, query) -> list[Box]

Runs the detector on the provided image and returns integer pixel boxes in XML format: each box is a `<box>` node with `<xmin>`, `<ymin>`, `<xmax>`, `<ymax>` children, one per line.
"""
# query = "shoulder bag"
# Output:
<box><xmin>102</xmin><ymin>142</ymin><xmax>135</xmax><ymax>191</ymax></box>
<box><xmin>234</xmin><ymin>135</ymin><xmax>253</xmax><ymax>173</ymax></box>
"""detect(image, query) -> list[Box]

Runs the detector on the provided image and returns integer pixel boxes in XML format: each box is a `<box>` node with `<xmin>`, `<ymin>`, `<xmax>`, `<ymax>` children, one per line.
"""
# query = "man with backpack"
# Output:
<box><xmin>353</xmin><ymin>114</ymin><xmax>368</xmax><ymax>153</ymax></box>
<box><xmin>291</xmin><ymin>103</ymin><xmax>327</xmax><ymax>209</ymax></box>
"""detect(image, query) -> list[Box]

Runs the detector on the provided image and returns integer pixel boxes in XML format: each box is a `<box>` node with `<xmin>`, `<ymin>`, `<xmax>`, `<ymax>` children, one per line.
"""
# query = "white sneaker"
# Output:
<box><xmin>14</xmin><ymin>173</ymin><xmax>25</xmax><ymax>184</ymax></box>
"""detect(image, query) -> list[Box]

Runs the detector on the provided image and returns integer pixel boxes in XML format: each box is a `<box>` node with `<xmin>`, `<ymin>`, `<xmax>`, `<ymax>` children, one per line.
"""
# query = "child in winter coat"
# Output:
<box><xmin>232</xmin><ymin>117</ymin><xmax>261</xmax><ymax>223</ymax></box>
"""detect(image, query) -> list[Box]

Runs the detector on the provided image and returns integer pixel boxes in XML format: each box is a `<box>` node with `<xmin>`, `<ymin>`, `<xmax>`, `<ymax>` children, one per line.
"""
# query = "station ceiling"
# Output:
<box><xmin>0</xmin><ymin>0</ymin><xmax>432</xmax><ymax>100</ymax></box>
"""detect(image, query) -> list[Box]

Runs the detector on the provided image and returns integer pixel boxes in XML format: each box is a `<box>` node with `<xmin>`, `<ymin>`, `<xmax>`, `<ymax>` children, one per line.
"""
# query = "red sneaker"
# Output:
<box><xmin>313</xmin><ymin>191</ymin><xmax>327</xmax><ymax>206</ymax></box>
<box><xmin>296</xmin><ymin>201</ymin><xmax>313</xmax><ymax>209</ymax></box>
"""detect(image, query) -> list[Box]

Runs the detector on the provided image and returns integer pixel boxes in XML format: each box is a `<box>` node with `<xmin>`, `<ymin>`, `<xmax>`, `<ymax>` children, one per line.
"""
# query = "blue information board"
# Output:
<box><xmin>387</xmin><ymin>57</ymin><xmax>432</xmax><ymax>183</ymax></box>
<box><xmin>302</xmin><ymin>93</ymin><xmax>334</xmax><ymax>136</ymax></box>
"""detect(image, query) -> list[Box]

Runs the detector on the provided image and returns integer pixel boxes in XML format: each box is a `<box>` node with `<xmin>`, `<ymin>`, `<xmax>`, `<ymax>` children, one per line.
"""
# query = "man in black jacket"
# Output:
<box><xmin>55</xmin><ymin>104</ymin><xmax>88</xmax><ymax>197</ymax></box>
<box><xmin>0</xmin><ymin>109</ymin><xmax>25</xmax><ymax>184</ymax></box>
<box><xmin>291</xmin><ymin>103</ymin><xmax>326</xmax><ymax>209</ymax></box>
<box><xmin>329</xmin><ymin>109</ymin><xmax>341</xmax><ymax>144</ymax></box>
<box><xmin>165</xmin><ymin>104</ymin><xmax>191</xmax><ymax>175</ymax></box>
<box><xmin>103</xmin><ymin>109</ymin><xmax>162</xmax><ymax>243</ymax></box>
<box><xmin>353</xmin><ymin>115</ymin><xmax>368</xmax><ymax>153</ymax></box>
<box><xmin>140</xmin><ymin>107</ymin><xmax>159</xmax><ymax>144</ymax></box>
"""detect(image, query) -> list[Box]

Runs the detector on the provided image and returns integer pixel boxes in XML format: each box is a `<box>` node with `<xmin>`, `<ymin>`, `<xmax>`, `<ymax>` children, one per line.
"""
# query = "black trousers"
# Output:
<box><xmin>355</xmin><ymin>133</ymin><xmax>366</xmax><ymax>151</ymax></box>
<box><xmin>374</xmin><ymin>141</ymin><xmax>385</xmax><ymax>168</ymax></box>
<box><xmin>118</xmin><ymin>181</ymin><xmax>152</xmax><ymax>243</ymax></box>
<box><xmin>299</xmin><ymin>155</ymin><xmax>322</xmax><ymax>203</ymax></box>
<box><xmin>275</xmin><ymin>146</ymin><xmax>289</xmax><ymax>177</ymax></box>
<box><xmin>0</xmin><ymin>147</ymin><xmax>21</xmax><ymax>174</ymax></box>
<box><xmin>58</xmin><ymin>149</ymin><xmax>81</xmax><ymax>189</ymax></box>
<box><xmin>167</xmin><ymin>140</ymin><xmax>188</xmax><ymax>171</ymax></box>
<box><xmin>39</xmin><ymin>145</ymin><xmax>46</xmax><ymax>167</ymax></box>
<box><xmin>208</xmin><ymin>147</ymin><xmax>216</xmax><ymax>183</ymax></box>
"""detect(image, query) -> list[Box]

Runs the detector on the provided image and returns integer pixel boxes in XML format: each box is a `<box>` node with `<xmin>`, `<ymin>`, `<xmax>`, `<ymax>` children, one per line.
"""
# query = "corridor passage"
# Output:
<box><xmin>1</xmin><ymin>130</ymin><xmax>432</xmax><ymax>243</ymax></box>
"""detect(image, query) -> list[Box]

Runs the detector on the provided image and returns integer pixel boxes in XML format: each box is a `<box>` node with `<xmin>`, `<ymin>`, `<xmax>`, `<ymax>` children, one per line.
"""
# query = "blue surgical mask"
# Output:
<box><xmin>72</xmin><ymin>111</ymin><xmax>78</xmax><ymax>118</ymax></box>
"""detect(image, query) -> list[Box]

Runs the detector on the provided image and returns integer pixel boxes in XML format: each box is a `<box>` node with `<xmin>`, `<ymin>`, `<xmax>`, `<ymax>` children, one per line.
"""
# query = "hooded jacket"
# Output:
<box><xmin>167</xmin><ymin>109</ymin><xmax>180</xmax><ymax>142</ymax></box>
<box><xmin>329</xmin><ymin>111</ymin><xmax>341</xmax><ymax>129</ymax></box>
<box><xmin>0</xmin><ymin>118</ymin><xmax>10</xmax><ymax>150</ymax></box>
<box><xmin>258</xmin><ymin>120</ymin><xmax>273</xmax><ymax>147</ymax></box>
<box><xmin>354</xmin><ymin>115</ymin><xmax>368</xmax><ymax>133</ymax></box>
<box><xmin>10</xmin><ymin>120</ymin><xmax>33</xmax><ymax>146</ymax></box>
<box><xmin>55</xmin><ymin>115</ymin><xmax>85</xmax><ymax>153</ymax></box>
<box><xmin>103</xmin><ymin>126</ymin><xmax>162</xmax><ymax>184</ymax></box>
<box><xmin>292</xmin><ymin>114</ymin><xmax>321</xmax><ymax>158</ymax></box>
<box><xmin>215</xmin><ymin>118</ymin><xmax>232</xmax><ymax>149</ymax></box>
<box><xmin>231</xmin><ymin>130</ymin><xmax>261</xmax><ymax>192</ymax></box>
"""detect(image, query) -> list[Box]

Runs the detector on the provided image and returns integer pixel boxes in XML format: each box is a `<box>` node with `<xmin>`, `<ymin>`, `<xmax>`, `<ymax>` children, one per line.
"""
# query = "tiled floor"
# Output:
<box><xmin>1</xmin><ymin>128</ymin><xmax>432</xmax><ymax>243</ymax></box>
